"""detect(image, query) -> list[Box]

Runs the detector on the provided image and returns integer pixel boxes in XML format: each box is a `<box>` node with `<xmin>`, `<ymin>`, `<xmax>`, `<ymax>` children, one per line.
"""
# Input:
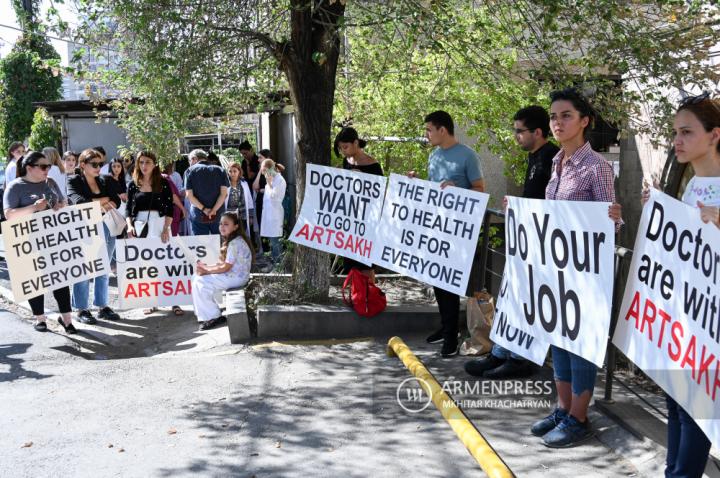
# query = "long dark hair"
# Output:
<box><xmin>110</xmin><ymin>157</ymin><xmax>126</xmax><ymax>180</ymax></box>
<box><xmin>334</xmin><ymin>127</ymin><xmax>367</xmax><ymax>157</ymax></box>
<box><xmin>18</xmin><ymin>151</ymin><xmax>47</xmax><ymax>178</ymax></box>
<box><xmin>7</xmin><ymin>142</ymin><xmax>24</xmax><ymax>162</ymax></box>
<box><xmin>219</xmin><ymin>211</ymin><xmax>255</xmax><ymax>268</ymax></box>
<box><xmin>549</xmin><ymin>87</ymin><xmax>596</xmax><ymax>140</ymax></box>
<box><xmin>133</xmin><ymin>150</ymin><xmax>163</xmax><ymax>192</ymax></box>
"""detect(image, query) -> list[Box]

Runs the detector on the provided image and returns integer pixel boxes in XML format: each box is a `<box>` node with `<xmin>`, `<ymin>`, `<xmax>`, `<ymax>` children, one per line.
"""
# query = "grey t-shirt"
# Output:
<box><xmin>3</xmin><ymin>177</ymin><xmax>65</xmax><ymax>212</ymax></box>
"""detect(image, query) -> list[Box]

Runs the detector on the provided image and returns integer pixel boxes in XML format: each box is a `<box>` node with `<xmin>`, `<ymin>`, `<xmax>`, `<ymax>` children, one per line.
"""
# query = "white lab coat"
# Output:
<box><xmin>260</xmin><ymin>173</ymin><xmax>286</xmax><ymax>238</ymax></box>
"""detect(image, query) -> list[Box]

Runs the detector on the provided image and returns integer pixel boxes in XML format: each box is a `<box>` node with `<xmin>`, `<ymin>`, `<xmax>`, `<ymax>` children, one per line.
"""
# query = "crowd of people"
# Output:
<box><xmin>1</xmin><ymin>141</ymin><xmax>288</xmax><ymax>332</ymax></box>
<box><xmin>1</xmin><ymin>87</ymin><xmax>719</xmax><ymax>475</ymax></box>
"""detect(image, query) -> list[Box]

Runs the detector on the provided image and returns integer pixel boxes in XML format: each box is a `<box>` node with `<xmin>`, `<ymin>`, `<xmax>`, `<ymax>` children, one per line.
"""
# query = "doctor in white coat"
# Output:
<box><xmin>259</xmin><ymin>158</ymin><xmax>286</xmax><ymax>264</ymax></box>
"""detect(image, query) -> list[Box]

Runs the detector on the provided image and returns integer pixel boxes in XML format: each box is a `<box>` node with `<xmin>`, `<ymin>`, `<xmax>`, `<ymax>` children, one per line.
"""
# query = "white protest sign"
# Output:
<box><xmin>371</xmin><ymin>174</ymin><xmax>488</xmax><ymax>295</ymax></box>
<box><xmin>503</xmin><ymin>196</ymin><xmax>615</xmax><ymax>367</ymax></box>
<box><xmin>116</xmin><ymin>235</ymin><xmax>220</xmax><ymax>308</ymax></box>
<box><xmin>290</xmin><ymin>164</ymin><xmax>386</xmax><ymax>265</ymax></box>
<box><xmin>612</xmin><ymin>190</ymin><xmax>720</xmax><ymax>449</ymax></box>
<box><xmin>3</xmin><ymin>203</ymin><xmax>109</xmax><ymax>303</ymax></box>
<box><xmin>490</xmin><ymin>274</ymin><xmax>550</xmax><ymax>366</ymax></box>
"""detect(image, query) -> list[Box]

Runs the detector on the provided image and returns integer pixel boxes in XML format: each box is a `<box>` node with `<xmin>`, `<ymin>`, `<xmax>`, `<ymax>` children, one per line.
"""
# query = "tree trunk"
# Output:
<box><xmin>278</xmin><ymin>0</ymin><xmax>345</xmax><ymax>302</ymax></box>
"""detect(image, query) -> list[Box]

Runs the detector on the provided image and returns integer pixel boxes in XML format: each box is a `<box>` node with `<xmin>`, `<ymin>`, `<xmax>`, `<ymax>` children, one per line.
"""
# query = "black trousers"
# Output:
<box><xmin>28</xmin><ymin>286</ymin><xmax>72</xmax><ymax>316</ymax></box>
<box><xmin>433</xmin><ymin>286</ymin><xmax>460</xmax><ymax>341</ymax></box>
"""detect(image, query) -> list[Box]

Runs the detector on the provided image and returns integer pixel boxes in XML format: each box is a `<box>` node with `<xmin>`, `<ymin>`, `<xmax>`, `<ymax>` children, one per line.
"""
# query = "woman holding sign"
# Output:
<box><xmin>641</xmin><ymin>92</ymin><xmax>719</xmax><ymax>478</ymax></box>
<box><xmin>529</xmin><ymin>88</ymin><xmax>623</xmax><ymax>448</ymax></box>
<box><xmin>3</xmin><ymin>151</ymin><xmax>76</xmax><ymax>334</ymax></box>
<box><xmin>125</xmin><ymin>151</ymin><xmax>176</xmax><ymax>315</ymax></box>
<box><xmin>334</xmin><ymin>127</ymin><xmax>384</xmax><ymax>282</ymax></box>
<box><xmin>67</xmin><ymin>149</ymin><xmax>122</xmax><ymax>324</ymax></box>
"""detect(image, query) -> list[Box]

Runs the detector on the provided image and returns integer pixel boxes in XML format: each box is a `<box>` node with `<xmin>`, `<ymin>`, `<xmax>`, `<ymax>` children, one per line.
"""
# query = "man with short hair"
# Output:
<box><xmin>465</xmin><ymin>105</ymin><xmax>559</xmax><ymax>378</ymax></box>
<box><xmin>239</xmin><ymin>140</ymin><xmax>264</xmax><ymax>227</ymax></box>
<box><xmin>414</xmin><ymin>110</ymin><xmax>485</xmax><ymax>358</ymax></box>
<box><xmin>184</xmin><ymin>148</ymin><xmax>229</xmax><ymax>235</ymax></box>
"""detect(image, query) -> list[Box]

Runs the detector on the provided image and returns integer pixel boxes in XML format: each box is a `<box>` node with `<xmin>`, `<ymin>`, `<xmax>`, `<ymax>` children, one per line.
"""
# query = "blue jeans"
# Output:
<box><xmin>551</xmin><ymin>346</ymin><xmax>597</xmax><ymax>395</ymax></box>
<box><xmin>73</xmin><ymin>223</ymin><xmax>114</xmax><ymax>310</ymax></box>
<box><xmin>665</xmin><ymin>395</ymin><xmax>711</xmax><ymax>478</ymax></box>
<box><xmin>269</xmin><ymin>237</ymin><xmax>282</xmax><ymax>263</ymax></box>
<box><xmin>191</xmin><ymin>218</ymin><xmax>220</xmax><ymax>235</ymax></box>
<box><xmin>491</xmin><ymin>344</ymin><xmax>524</xmax><ymax>361</ymax></box>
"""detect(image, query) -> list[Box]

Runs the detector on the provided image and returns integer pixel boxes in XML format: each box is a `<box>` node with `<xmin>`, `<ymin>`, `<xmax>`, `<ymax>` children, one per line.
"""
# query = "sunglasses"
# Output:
<box><xmin>30</xmin><ymin>163</ymin><xmax>51</xmax><ymax>171</ymax></box>
<box><xmin>513</xmin><ymin>128</ymin><xmax>531</xmax><ymax>134</ymax></box>
<box><xmin>679</xmin><ymin>91</ymin><xmax>711</xmax><ymax>107</ymax></box>
<box><xmin>87</xmin><ymin>161</ymin><xmax>105</xmax><ymax>169</ymax></box>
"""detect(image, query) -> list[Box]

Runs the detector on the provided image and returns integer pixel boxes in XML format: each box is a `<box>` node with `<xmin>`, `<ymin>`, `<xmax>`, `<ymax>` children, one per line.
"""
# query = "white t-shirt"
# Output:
<box><xmin>224</xmin><ymin>237</ymin><xmax>252</xmax><ymax>283</ymax></box>
<box><xmin>682</xmin><ymin>176</ymin><xmax>720</xmax><ymax>208</ymax></box>
<box><xmin>5</xmin><ymin>160</ymin><xmax>17</xmax><ymax>187</ymax></box>
<box><xmin>48</xmin><ymin>165</ymin><xmax>67</xmax><ymax>196</ymax></box>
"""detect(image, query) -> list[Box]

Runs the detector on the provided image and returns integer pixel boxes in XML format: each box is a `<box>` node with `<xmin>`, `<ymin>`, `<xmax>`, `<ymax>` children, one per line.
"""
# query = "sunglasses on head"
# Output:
<box><xmin>30</xmin><ymin>163</ymin><xmax>51</xmax><ymax>171</ymax></box>
<box><xmin>679</xmin><ymin>91</ymin><xmax>715</xmax><ymax>107</ymax></box>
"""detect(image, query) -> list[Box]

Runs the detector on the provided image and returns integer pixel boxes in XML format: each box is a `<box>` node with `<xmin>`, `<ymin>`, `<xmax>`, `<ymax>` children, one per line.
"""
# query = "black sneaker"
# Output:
<box><xmin>76</xmin><ymin>309</ymin><xmax>97</xmax><ymax>325</ymax></box>
<box><xmin>440</xmin><ymin>339</ymin><xmax>459</xmax><ymax>358</ymax></box>
<box><xmin>531</xmin><ymin>407</ymin><xmax>568</xmax><ymax>437</ymax></box>
<box><xmin>464</xmin><ymin>355</ymin><xmax>505</xmax><ymax>377</ymax></box>
<box><xmin>34</xmin><ymin>321</ymin><xmax>47</xmax><ymax>332</ymax></box>
<box><xmin>426</xmin><ymin>328</ymin><xmax>444</xmax><ymax>344</ymax></box>
<box><xmin>98</xmin><ymin>306</ymin><xmax>120</xmax><ymax>321</ymax></box>
<box><xmin>483</xmin><ymin>358</ymin><xmax>534</xmax><ymax>379</ymax></box>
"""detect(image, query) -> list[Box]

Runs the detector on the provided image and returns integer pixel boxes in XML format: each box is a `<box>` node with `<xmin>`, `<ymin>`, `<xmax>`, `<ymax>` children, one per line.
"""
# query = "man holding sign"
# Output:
<box><xmin>410</xmin><ymin>110</ymin><xmax>485</xmax><ymax>358</ymax></box>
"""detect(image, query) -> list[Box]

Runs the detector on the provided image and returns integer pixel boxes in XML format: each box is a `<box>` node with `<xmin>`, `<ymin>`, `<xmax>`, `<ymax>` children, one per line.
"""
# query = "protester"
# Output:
<box><xmin>465</xmin><ymin>105</ymin><xmax>558</xmax><ymax>379</ymax></box>
<box><xmin>62</xmin><ymin>150</ymin><xmax>78</xmax><ymax>176</ymax></box>
<box><xmin>184</xmin><ymin>148</ymin><xmax>229</xmax><ymax>235</ymax></box>
<box><xmin>641</xmin><ymin>92</ymin><xmax>719</xmax><ymax>477</ymax></box>
<box><xmin>334</xmin><ymin>127</ymin><xmax>384</xmax><ymax>282</ymax></box>
<box><xmin>162</xmin><ymin>168</ymin><xmax>188</xmax><ymax>239</ymax></box>
<box><xmin>258</xmin><ymin>158</ymin><xmax>287</xmax><ymax>265</ymax></box>
<box><xmin>163</xmin><ymin>161</ymin><xmax>184</xmax><ymax>197</ymax></box>
<box><xmin>123</xmin><ymin>154</ymin><xmax>135</xmax><ymax>179</ymax></box>
<box><xmin>67</xmin><ymin>148</ymin><xmax>122</xmax><ymax>324</ymax></box>
<box><xmin>106</xmin><ymin>157</ymin><xmax>129</xmax><ymax>207</ymax></box>
<box><xmin>528</xmin><ymin>88</ymin><xmax>623</xmax><ymax>448</ymax></box>
<box><xmin>241</xmin><ymin>141</ymin><xmax>264</xmax><ymax>228</ymax></box>
<box><xmin>225</xmin><ymin>162</ymin><xmax>253</xmax><ymax>235</ymax></box>
<box><xmin>4</xmin><ymin>141</ymin><xmax>26</xmax><ymax>187</ymax></box>
<box><xmin>3</xmin><ymin>151</ymin><xmax>76</xmax><ymax>333</ymax></box>
<box><xmin>191</xmin><ymin>211</ymin><xmax>253</xmax><ymax>330</ymax></box>
<box><xmin>43</xmin><ymin>147</ymin><xmax>67</xmax><ymax>196</ymax></box>
<box><xmin>125</xmin><ymin>151</ymin><xmax>176</xmax><ymax>315</ymax></box>
<box><xmin>409</xmin><ymin>111</ymin><xmax>485</xmax><ymax>358</ymax></box>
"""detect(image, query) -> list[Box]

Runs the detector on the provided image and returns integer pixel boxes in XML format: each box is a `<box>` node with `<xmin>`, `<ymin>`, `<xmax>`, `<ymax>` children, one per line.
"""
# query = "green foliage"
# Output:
<box><xmin>0</xmin><ymin>29</ymin><xmax>63</xmax><ymax>156</ymax></box>
<box><xmin>28</xmin><ymin>107</ymin><xmax>60</xmax><ymax>151</ymax></box>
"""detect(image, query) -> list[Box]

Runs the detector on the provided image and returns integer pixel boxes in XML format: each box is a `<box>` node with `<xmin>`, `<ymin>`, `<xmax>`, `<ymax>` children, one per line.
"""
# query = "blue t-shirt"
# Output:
<box><xmin>184</xmin><ymin>162</ymin><xmax>230</xmax><ymax>220</ymax></box>
<box><xmin>427</xmin><ymin>143</ymin><xmax>483</xmax><ymax>189</ymax></box>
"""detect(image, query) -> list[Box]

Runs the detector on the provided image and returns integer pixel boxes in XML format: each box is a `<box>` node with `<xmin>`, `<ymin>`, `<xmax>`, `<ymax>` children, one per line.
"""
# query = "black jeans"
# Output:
<box><xmin>433</xmin><ymin>286</ymin><xmax>459</xmax><ymax>342</ymax></box>
<box><xmin>28</xmin><ymin>286</ymin><xmax>72</xmax><ymax>316</ymax></box>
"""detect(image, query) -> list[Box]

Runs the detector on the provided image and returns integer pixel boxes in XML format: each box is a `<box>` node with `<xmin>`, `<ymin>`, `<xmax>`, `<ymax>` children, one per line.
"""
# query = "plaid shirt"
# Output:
<box><xmin>546</xmin><ymin>141</ymin><xmax>615</xmax><ymax>202</ymax></box>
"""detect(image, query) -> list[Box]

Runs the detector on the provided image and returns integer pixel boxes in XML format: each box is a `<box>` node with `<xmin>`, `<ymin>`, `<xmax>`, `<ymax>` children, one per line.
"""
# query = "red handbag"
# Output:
<box><xmin>342</xmin><ymin>268</ymin><xmax>387</xmax><ymax>318</ymax></box>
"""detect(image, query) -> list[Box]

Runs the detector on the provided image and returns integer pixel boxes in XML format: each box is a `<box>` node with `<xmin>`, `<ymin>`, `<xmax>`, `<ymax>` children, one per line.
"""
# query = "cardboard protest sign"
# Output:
<box><xmin>371</xmin><ymin>174</ymin><xmax>488</xmax><ymax>295</ymax></box>
<box><xmin>612</xmin><ymin>190</ymin><xmax>720</xmax><ymax>449</ymax></box>
<box><xmin>116</xmin><ymin>235</ymin><xmax>220</xmax><ymax>308</ymax></box>
<box><xmin>490</xmin><ymin>274</ymin><xmax>550</xmax><ymax>366</ymax></box>
<box><xmin>2</xmin><ymin>203</ymin><xmax>110</xmax><ymax>303</ymax></box>
<box><xmin>502</xmin><ymin>196</ymin><xmax>615</xmax><ymax>367</ymax></box>
<box><xmin>290</xmin><ymin>164</ymin><xmax>386</xmax><ymax>265</ymax></box>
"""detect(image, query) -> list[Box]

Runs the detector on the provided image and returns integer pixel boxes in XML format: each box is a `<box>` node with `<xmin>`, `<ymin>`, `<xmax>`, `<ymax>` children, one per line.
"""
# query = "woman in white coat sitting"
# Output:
<box><xmin>258</xmin><ymin>158</ymin><xmax>286</xmax><ymax>264</ymax></box>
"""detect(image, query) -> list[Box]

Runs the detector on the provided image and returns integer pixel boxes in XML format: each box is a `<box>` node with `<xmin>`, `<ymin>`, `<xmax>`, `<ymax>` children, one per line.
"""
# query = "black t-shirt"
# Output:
<box><xmin>241</xmin><ymin>154</ymin><xmax>260</xmax><ymax>181</ymax></box>
<box><xmin>342</xmin><ymin>158</ymin><xmax>384</xmax><ymax>176</ymax></box>
<box><xmin>523</xmin><ymin>142</ymin><xmax>559</xmax><ymax>199</ymax></box>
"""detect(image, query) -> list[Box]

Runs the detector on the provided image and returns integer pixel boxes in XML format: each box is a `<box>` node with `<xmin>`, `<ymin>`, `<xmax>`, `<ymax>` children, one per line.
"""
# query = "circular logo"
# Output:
<box><xmin>396</xmin><ymin>377</ymin><xmax>433</xmax><ymax>413</ymax></box>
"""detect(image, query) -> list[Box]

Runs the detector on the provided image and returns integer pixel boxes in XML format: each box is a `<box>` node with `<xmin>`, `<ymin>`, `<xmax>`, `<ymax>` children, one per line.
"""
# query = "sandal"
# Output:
<box><xmin>143</xmin><ymin>307</ymin><xmax>157</xmax><ymax>315</ymax></box>
<box><xmin>172</xmin><ymin>305</ymin><xmax>184</xmax><ymax>316</ymax></box>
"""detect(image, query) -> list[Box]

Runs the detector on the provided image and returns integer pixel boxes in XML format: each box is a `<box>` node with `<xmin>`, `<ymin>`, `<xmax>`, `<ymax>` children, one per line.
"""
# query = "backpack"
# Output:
<box><xmin>342</xmin><ymin>268</ymin><xmax>387</xmax><ymax>318</ymax></box>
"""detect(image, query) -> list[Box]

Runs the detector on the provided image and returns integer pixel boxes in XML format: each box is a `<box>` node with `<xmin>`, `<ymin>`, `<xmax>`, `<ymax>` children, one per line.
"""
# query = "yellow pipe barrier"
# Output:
<box><xmin>387</xmin><ymin>336</ymin><xmax>515</xmax><ymax>478</ymax></box>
